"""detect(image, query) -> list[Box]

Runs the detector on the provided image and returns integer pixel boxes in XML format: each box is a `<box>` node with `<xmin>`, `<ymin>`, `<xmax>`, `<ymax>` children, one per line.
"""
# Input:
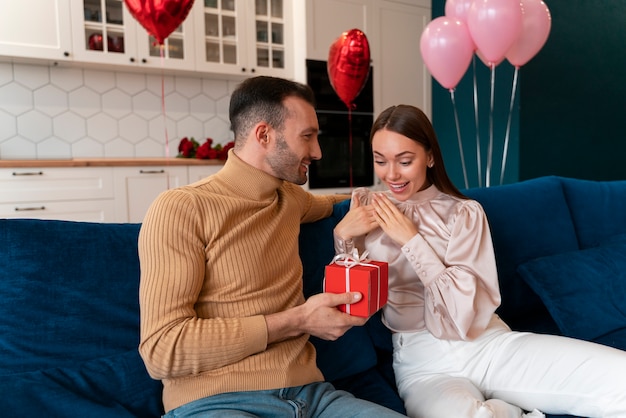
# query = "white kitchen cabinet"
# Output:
<box><xmin>193</xmin><ymin>0</ymin><xmax>294</xmax><ymax>78</ymax></box>
<box><xmin>1</xmin><ymin>0</ymin><xmax>299</xmax><ymax>79</ymax></box>
<box><xmin>0</xmin><ymin>0</ymin><xmax>73</xmax><ymax>62</ymax></box>
<box><xmin>306</xmin><ymin>0</ymin><xmax>373</xmax><ymax>62</ymax></box>
<box><xmin>0</xmin><ymin>167</ymin><xmax>116</xmax><ymax>222</ymax></box>
<box><xmin>70</xmin><ymin>0</ymin><xmax>196</xmax><ymax>71</ymax></box>
<box><xmin>372</xmin><ymin>0</ymin><xmax>431</xmax><ymax>117</ymax></box>
<box><xmin>113</xmin><ymin>165</ymin><xmax>189</xmax><ymax>223</ymax></box>
<box><xmin>305</xmin><ymin>0</ymin><xmax>431</xmax><ymax>117</ymax></box>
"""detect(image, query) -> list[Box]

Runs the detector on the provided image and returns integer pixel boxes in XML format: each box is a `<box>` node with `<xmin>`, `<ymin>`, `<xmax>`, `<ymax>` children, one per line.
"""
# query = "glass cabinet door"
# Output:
<box><xmin>81</xmin><ymin>0</ymin><xmax>127</xmax><ymax>55</ymax></box>
<box><xmin>253</xmin><ymin>0</ymin><xmax>285</xmax><ymax>71</ymax></box>
<box><xmin>195</xmin><ymin>0</ymin><xmax>292</xmax><ymax>77</ymax></box>
<box><xmin>140</xmin><ymin>20</ymin><xmax>195</xmax><ymax>70</ymax></box>
<box><xmin>74</xmin><ymin>0</ymin><xmax>195</xmax><ymax>69</ymax></box>
<box><xmin>197</xmin><ymin>0</ymin><xmax>243</xmax><ymax>72</ymax></box>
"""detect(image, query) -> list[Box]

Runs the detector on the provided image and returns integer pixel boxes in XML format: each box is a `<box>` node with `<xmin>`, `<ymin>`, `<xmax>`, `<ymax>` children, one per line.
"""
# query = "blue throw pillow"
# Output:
<box><xmin>561</xmin><ymin>177</ymin><xmax>626</xmax><ymax>248</ymax></box>
<box><xmin>517</xmin><ymin>242</ymin><xmax>626</xmax><ymax>345</ymax></box>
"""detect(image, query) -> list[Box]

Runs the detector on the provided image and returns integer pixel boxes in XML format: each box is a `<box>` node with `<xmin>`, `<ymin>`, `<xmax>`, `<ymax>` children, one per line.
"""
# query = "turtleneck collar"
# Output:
<box><xmin>216</xmin><ymin>149</ymin><xmax>283</xmax><ymax>201</ymax></box>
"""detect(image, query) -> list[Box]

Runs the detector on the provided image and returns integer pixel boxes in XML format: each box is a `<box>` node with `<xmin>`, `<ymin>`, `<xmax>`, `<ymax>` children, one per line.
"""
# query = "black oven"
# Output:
<box><xmin>306</xmin><ymin>59</ymin><xmax>375</xmax><ymax>189</ymax></box>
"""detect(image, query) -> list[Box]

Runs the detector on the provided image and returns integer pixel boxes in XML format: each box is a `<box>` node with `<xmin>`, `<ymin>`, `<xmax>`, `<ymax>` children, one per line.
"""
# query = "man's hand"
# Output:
<box><xmin>265</xmin><ymin>292</ymin><xmax>367</xmax><ymax>344</ymax></box>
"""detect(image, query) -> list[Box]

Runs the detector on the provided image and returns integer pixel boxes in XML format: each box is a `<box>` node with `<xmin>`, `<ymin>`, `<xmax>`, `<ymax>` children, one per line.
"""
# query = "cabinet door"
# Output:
<box><xmin>0</xmin><ymin>167</ymin><xmax>116</xmax><ymax>222</ymax></box>
<box><xmin>70</xmin><ymin>0</ymin><xmax>138</xmax><ymax>65</ymax></box>
<box><xmin>0</xmin><ymin>167</ymin><xmax>114</xmax><ymax>203</ymax></box>
<box><xmin>306</xmin><ymin>0</ymin><xmax>372</xmax><ymax>62</ymax></box>
<box><xmin>114</xmin><ymin>166</ymin><xmax>188</xmax><ymax>223</ymax></box>
<box><xmin>245</xmin><ymin>0</ymin><xmax>293</xmax><ymax>78</ymax></box>
<box><xmin>0</xmin><ymin>200</ymin><xmax>116</xmax><ymax>222</ymax></box>
<box><xmin>194</xmin><ymin>0</ymin><xmax>293</xmax><ymax>78</ymax></box>
<box><xmin>0</xmin><ymin>0</ymin><xmax>72</xmax><ymax>61</ymax></box>
<box><xmin>193</xmin><ymin>0</ymin><xmax>248</xmax><ymax>76</ymax></box>
<box><xmin>71</xmin><ymin>0</ymin><xmax>196</xmax><ymax>70</ymax></box>
<box><xmin>372</xmin><ymin>0</ymin><xmax>431</xmax><ymax>116</ymax></box>
<box><xmin>133</xmin><ymin>7</ymin><xmax>196</xmax><ymax>70</ymax></box>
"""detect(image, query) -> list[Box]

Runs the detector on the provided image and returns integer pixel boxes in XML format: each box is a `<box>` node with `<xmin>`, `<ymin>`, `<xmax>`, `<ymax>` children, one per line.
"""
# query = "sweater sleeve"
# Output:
<box><xmin>400</xmin><ymin>200</ymin><xmax>501</xmax><ymax>340</ymax></box>
<box><xmin>285</xmin><ymin>182</ymin><xmax>349</xmax><ymax>224</ymax></box>
<box><xmin>138</xmin><ymin>189</ymin><xmax>268</xmax><ymax>380</ymax></box>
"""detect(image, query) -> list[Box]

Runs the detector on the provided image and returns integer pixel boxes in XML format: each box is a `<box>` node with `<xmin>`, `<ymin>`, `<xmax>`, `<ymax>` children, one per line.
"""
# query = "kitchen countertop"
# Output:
<box><xmin>0</xmin><ymin>158</ymin><xmax>226</xmax><ymax>168</ymax></box>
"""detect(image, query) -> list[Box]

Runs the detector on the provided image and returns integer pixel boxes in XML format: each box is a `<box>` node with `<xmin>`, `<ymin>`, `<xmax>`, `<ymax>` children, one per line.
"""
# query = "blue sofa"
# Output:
<box><xmin>2</xmin><ymin>176</ymin><xmax>625</xmax><ymax>417</ymax></box>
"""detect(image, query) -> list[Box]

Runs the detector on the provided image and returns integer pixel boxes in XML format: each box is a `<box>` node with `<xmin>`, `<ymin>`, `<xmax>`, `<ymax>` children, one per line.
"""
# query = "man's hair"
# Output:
<box><xmin>229</xmin><ymin>76</ymin><xmax>316</xmax><ymax>143</ymax></box>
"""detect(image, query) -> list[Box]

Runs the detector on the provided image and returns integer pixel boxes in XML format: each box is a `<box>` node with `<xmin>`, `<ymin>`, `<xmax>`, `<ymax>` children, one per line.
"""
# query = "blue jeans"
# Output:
<box><xmin>163</xmin><ymin>382</ymin><xmax>406</xmax><ymax>418</ymax></box>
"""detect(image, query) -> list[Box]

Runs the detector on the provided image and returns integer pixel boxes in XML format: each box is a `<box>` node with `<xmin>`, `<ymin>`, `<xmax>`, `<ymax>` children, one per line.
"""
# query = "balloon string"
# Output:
<box><xmin>160</xmin><ymin>43</ymin><xmax>171</xmax><ymax>190</ymax></box>
<box><xmin>500</xmin><ymin>66</ymin><xmax>519</xmax><ymax>185</ymax></box>
<box><xmin>472</xmin><ymin>56</ymin><xmax>482</xmax><ymax>188</ymax></box>
<box><xmin>349</xmin><ymin>106</ymin><xmax>353</xmax><ymax>189</ymax></box>
<box><xmin>450</xmin><ymin>89</ymin><xmax>469</xmax><ymax>189</ymax></box>
<box><xmin>485</xmin><ymin>64</ymin><xmax>496</xmax><ymax>188</ymax></box>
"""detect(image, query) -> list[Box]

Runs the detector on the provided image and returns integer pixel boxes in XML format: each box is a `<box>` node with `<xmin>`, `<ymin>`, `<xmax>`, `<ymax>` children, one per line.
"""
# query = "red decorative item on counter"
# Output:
<box><xmin>124</xmin><ymin>0</ymin><xmax>194</xmax><ymax>45</ymax></box>
<box><xmin>327</xmin><ymin>29</ymin><xmax>371</xmax><ymax>109</ymax></box>
<box><xmin>177</xmin><ymin>137</ymin><xmax>234</xmax><ymax>160</ymax></box>
<box><xmin>324</xmin><ymin>251</ymin><xmax>388</xmax><ymax>318</ymax></box>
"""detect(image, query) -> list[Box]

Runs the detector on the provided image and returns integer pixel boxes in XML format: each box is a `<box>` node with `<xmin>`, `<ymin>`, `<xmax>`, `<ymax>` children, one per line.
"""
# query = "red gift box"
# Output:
<box><xmin>324</xmin><ymin>252</ymin><xmax>388</xmax><ymax>317</ymax></box>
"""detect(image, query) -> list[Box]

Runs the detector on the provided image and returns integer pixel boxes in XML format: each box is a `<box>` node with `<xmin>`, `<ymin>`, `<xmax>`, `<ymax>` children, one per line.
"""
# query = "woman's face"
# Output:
<box><xmin>372</xmin><ymin>128</ymin><xmax>433</xmax><ymax>201</ymax></box>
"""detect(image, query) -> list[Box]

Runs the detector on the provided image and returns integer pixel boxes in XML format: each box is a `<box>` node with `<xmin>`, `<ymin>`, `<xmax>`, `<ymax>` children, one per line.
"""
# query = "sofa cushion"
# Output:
<box><xmin>0</xmin><ymin>219</ymin><xmax>144</xmax><ymax>374</ymax></box>
<box><xmin>517</xmin><ymin>242</ymin><xmax>626</xmax><ymax>348</ymax></box>
<box><xmin>300</xmin><ymin>200</ymin><xmax>379</xmax><ymax>382</ymax></box>
<box><xmin>1</xmin><ymin>350</ymin><xmax>163</xmax><ymax>418</ymax></box>
<box><xmin>561</xmin><ymin>177</ymin><xmax>626</xmax><ymax>248</ymax></box>
<box><xmin>464</xmin><ymin>176</ymin><xmax>579</xmax><ymax>332</ymax></box>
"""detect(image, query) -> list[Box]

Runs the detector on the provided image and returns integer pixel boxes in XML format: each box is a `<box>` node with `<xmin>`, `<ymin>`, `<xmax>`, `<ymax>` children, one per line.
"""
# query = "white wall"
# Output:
<box><xmin>0</xmin><ymin>62</ymin><xmax>237</xmax><ymax>159</ymax></box>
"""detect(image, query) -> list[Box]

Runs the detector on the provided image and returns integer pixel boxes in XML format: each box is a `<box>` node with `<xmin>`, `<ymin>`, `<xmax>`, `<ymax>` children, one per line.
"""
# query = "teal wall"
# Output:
<box><xmin>431</xmin><ymin>0</ymin><xmax>626</xmax><ymax>188</ymax></box>
<box><xmin>431</xmin><ymin>0</ymin><xmax>519</xmax><ymax>189</ymax></box>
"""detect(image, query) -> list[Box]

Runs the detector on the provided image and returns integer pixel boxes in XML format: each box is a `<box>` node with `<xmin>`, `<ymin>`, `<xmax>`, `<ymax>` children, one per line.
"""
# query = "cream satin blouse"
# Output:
<box><xmin>334</xmin><ymin>185</ymin><xmax>502</xmax><ymax>341</ymax></box>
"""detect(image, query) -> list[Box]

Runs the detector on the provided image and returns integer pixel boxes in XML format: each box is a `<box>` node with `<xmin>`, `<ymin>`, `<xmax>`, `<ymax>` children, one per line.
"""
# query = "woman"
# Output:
<box><xmin>333</xmin><ymin>104</ymin><xmax>626</xmax><ymax>418</ymax></box>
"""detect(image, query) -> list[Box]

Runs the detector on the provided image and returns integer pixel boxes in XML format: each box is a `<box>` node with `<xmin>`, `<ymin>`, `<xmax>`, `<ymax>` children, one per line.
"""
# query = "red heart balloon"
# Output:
<box><xmin>124</xmin><ymin>0</ymin><xmax>195</xmax><ymax>45</ymax></box>
<box><xmin>327</xmin><ymin>29</ymin><xmax>371</xmax><ymax>109</ymax></box>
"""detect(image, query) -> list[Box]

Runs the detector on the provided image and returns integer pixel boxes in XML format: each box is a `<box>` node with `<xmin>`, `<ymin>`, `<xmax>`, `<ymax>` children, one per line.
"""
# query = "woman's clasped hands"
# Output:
<box><xmin>336</xmin><ymin>193</ymin><xmax>418</xmax><ymax>248</ymax></box>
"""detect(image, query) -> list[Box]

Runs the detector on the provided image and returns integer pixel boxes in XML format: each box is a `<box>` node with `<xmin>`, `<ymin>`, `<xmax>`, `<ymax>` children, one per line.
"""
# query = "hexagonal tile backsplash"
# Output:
<box><xmin>0</xmin><ymin>62</ymin><xmax>235</xmax><ymax>159</ymax></box>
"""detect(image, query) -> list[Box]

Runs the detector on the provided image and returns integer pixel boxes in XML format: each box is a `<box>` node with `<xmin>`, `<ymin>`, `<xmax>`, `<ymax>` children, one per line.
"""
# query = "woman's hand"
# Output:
<box><xmin>372</xmin><ymin>193</ymin><xmax>418</xmax><ymax>246</ymax></box>
<box><xmin>334</xmin><ymin>197</ymin><xmax>379</xmax><ymax>241</ymax></box>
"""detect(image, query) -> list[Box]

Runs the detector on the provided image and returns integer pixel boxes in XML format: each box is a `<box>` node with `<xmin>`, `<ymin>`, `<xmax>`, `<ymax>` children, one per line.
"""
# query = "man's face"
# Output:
<box><xmin>265</xmin><ymin>96</ymin><xmax>321</xmax><ymax>185</ymax></box>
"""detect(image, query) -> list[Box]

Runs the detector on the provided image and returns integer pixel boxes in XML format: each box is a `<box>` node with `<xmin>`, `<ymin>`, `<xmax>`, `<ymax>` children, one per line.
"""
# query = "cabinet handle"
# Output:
<box><xmin>63</xmin><ymin>51</ymin><xmax>70</xmax><ymax>57</ymax></box>
<box><xmin>12</xmin><ymin>171</ymin><xmax>43</xmax><ymax>176</ymax></box>
<box><xmin>130</xmin><ymin>57</ymin><xmax>135</xmax><ymax>63</ymax></box>
<box><xmin>141</xmin><ymin>58</ymin><xmax>147</xmax><ymax>63</ymax></box>
<box><xmin>15</xmin><ymin>206</ymin><xmax>46</xmax><ymax>212</ymax></box>
<box><xmin>139</xmin><ymin>169</ymin><xmax>165</xmax><ymax>174</ymax></box>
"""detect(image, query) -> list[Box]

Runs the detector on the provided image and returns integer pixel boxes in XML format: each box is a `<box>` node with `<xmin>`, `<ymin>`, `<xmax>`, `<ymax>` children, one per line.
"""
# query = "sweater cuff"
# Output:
<box><xmin>241</xmin><ymin>315</ymin><xmax>269</xmax><ymax>355</ymax></box>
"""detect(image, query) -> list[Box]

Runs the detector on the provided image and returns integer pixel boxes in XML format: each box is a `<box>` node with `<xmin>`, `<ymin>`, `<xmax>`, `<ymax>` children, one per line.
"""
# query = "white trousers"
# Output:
<box><xmin>392</xmin><ymin>315</ymin><xmax>626</xmax><ymax>418</ymax></box>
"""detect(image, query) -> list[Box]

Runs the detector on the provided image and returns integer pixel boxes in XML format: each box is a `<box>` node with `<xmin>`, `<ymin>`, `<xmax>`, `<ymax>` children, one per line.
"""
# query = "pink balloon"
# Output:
<box><xmin>445</xmin><ymin>0</ymin><xmax>474</xmax><ymax>24</ymax></box>
<box><xmin>467</xmin><ymin>0</ymin><xmax>523</xmax><ymax>66</ymax></box>
<box><xmin>506</xmin><ymin>0</ymin><xmax>551</xmax><ymax>67</ymax></box>
<box><xmin>420</xmin><ymin>17</ymin><xmax>475</xmax><ymax>90</ymax></box>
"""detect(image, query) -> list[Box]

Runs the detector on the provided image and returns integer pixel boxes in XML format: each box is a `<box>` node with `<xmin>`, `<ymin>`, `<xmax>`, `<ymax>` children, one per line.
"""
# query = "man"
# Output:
<box><xmin>138</xmin><ymin>76</ymin><xmax>405</xmax><ymax>417</ymax></box>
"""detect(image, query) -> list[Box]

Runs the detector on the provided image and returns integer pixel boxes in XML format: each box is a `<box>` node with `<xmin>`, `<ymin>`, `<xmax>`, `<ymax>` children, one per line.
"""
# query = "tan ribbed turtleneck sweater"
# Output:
<box><xmin>138</xmin><ymin>151</ymin><xmax>344</xmax><ymax>412</ymax></box>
